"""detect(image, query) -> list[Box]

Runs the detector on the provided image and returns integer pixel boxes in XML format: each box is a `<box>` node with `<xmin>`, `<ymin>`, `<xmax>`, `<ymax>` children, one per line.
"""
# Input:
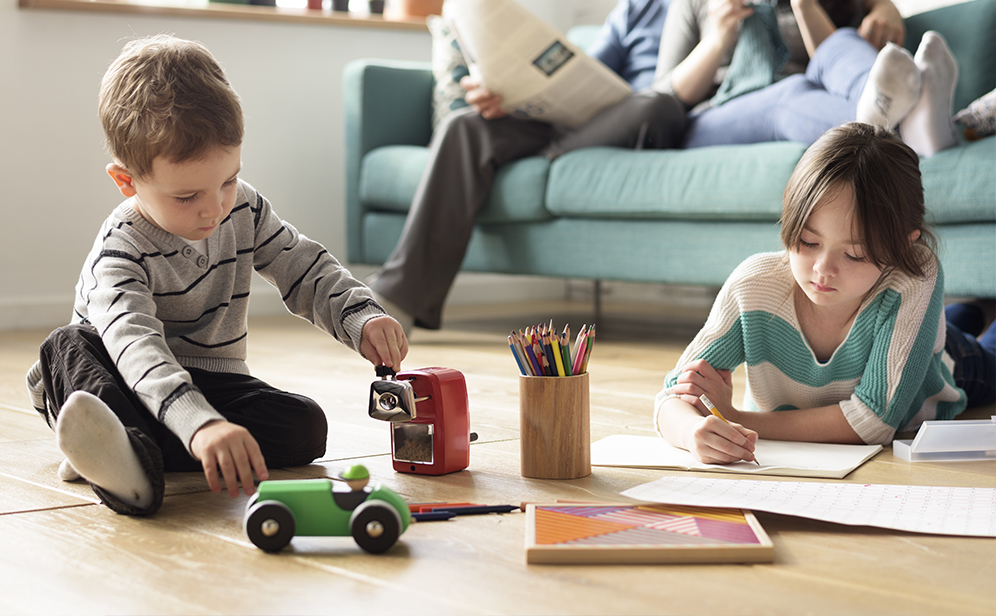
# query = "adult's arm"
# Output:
<box><xmin>859</xmin><ymin>0</ymin><xmax>904</xmax><ymax>48</ymax></box>
<box><xmin>652</xmin><ymin>0</ymin><xmax>752</xmax><ymax>107</ymax></box>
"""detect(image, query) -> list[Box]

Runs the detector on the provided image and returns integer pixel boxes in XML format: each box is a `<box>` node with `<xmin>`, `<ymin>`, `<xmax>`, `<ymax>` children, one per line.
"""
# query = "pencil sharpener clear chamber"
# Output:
<box><xmin>368</xmin><ymin>366</ymin><xmax>476</xmax><ymax>475</ymax></box>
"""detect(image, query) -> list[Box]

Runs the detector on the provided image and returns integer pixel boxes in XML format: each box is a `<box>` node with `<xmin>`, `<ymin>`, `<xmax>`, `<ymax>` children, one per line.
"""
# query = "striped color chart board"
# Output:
<box><xmin>525</xmin><ymin>504</ymin><xmax>774</xmax><ymax>564</ymax></box>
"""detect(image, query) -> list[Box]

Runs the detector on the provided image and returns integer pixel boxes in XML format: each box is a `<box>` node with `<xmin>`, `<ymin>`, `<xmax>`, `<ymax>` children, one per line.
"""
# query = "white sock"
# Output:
<box><xmin>55</xmin><ymin>391</ymin><xmax>154</xmax><ymax>509</ymax></box>
<box><xmin>899</xmin><ymin>31</ymin><xmax>959</xmax><ymax>157</ymax></box>
<box><xmin>857</xmin><ymin>43</ymin><xmax>922</xmax><ymax>129</ymax></box>
<box><xmin>58</xmin><ymin>458</ymin><xmax>81</xmax><ymax>482</ymax></box>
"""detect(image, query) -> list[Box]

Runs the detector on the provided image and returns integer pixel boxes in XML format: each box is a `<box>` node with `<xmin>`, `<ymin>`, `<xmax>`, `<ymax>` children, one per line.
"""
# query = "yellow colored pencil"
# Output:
<box><xmin>699</xmin><ymin>394</ymin><xmax>760</xmax><ymax>466</ymax></box>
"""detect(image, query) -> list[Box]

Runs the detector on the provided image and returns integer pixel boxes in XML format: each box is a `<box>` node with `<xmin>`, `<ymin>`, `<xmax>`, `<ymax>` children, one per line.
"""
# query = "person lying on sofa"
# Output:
<box><xmin>654</xmin><ymin>0</ymin><xmax>959</xmax><ymax>157</ymax></box>
<box><xmin>368</xmin><ymin>0</ymin><xmax>687</xmax><ymax>333</ymax></box>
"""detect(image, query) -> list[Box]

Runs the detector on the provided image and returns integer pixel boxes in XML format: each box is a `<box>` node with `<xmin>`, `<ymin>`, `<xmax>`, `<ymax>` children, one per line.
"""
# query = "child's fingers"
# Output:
<box><xmin>691</xmin><ymin>416</ymin><xmax>756</xmax><ymax>464</ymax></box>
<box><xmin>245</xmin><ymin>439</ymin><xmax>269</xmax><ymax>495</ymax></box>
<box><xmin>215</xmin><ymin>450</ymin><xmax>241</xmax><ymax>498</ymax></box>
<box><xmin>201</xmin><ymin>453</ymin><xmax>222</xmax><ymax>494</ymax></box>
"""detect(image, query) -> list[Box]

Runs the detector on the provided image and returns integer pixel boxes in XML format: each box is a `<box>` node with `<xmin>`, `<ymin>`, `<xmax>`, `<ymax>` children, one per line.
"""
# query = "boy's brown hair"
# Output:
<box><xmin>99</xmin><ymin>35</ymin><xmax>244</xmax><ymax>179</ymax></box>
<box><xmin>781</xmin><ymin>122</ymin><xmax>936</xmax><ymax>278</ymax></box>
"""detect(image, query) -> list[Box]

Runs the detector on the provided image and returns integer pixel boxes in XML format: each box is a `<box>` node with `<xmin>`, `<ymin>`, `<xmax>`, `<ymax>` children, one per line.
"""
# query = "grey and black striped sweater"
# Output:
<box><xmin>26</xmin><ymin>180</ymin><xmax>385</xmax><ymax>453</ymax></box>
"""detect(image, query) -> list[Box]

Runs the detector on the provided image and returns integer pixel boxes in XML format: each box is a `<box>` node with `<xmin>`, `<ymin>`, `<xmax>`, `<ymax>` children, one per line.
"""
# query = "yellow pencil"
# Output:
<box><xmin>699</xmin><ymin>394</ymin><xmax>760</xmax><ymax>466</ymax></box>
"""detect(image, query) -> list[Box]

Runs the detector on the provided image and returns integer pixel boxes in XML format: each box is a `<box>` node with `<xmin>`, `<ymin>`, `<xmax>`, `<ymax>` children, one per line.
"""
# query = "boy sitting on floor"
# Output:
<box><xmin>25</xmin><ymin>35</ymin><xmax>408</xmax><ymax>515</ymax></box>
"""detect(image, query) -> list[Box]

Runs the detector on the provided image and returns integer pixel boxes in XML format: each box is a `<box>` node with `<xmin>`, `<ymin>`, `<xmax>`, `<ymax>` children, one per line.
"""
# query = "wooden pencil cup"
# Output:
<box><xmin>519</xmin><ymin>373</ymin><xmax>591</xmax><ymax>479</ymax></box>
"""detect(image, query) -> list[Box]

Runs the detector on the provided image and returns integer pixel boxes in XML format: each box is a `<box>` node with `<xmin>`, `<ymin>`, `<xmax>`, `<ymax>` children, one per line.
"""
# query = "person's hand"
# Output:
<box><xmin>669</xmin><ymin>358</ymin><xmax>735</xmax><ymax>415</ymax></box>
<box><xmin>460</xmin><ymin>76</ymin><xmax>507</xmax><ymax>119</ymax></box>
<box><xmin>706</xmin><ymin>0</ymin><xmax>755</xmax><ymax>55</ymax></box>
<box><xmin>858</xmin><ymin>0</ymin><xmax>904</xmax><ymax>49</ymax></box>
<box><xmin>190</xmin><ymin>420</ymin><xmax>269</xmax><ymax>497</ymax></box>
<box><xmin>360</xmin><ymin>315</ymin><xmax>408</xmax><ymax>371</ymax></box>
<box><xmin>687</xmin><ymin>414</ymin><xmax>759</xmax><ymax>464</ymax></box>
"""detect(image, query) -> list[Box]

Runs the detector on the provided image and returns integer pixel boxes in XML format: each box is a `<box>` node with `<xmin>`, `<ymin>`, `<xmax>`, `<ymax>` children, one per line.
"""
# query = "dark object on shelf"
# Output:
<box><xmin>368</xmin><ymin>0</ymin><xmax>384</xmax><ymax>14</ymax></box>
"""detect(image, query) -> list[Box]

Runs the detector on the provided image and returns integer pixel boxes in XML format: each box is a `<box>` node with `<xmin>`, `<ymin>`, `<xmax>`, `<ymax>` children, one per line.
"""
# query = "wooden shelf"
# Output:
<box><xmin>18</xmin><ymin>0</ymin><xmax>429</xmax><ymax>30</ymax></box>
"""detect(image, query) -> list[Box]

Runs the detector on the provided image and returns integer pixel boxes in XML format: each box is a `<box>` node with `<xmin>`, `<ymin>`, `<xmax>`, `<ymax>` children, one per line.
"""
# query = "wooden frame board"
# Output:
<box><xmin>525</xmin><ymin>503</ymin><xmax>774</xmax><ymax>565</ymax></box>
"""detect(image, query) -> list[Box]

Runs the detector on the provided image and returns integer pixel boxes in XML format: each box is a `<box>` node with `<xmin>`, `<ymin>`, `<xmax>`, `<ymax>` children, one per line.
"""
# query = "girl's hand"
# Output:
<box><xmin>460</xmin><ymin>76</ymin><xmax>506</xmax><ymax>119</ymax></box>
<box><xmin>670</xmin><ymin>358</ymin><xmax>735</xmax><ymax>416</ymax></box>
<box><xmin>687</xmin><ymin>414</ymin><xmax>759</xmax><ymax>464</ymax></box>
<box><xmin>191</xmin><ymin>421</ymin><xmax>269</xmax><ymax>497</ymax></box>
<box><xmin>360</xmin><ymin>315</ymin><xmax>408</xmax><ymax>371</ymax></box>
<box><xmin>706</xmin><ymin>0</ymin><xmax>755</xmax><ymax>55</ymax></box>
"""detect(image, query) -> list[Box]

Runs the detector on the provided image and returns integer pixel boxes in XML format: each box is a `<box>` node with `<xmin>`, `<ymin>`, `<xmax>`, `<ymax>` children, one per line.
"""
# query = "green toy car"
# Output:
<box><xmin>243</xmin><ymin>465</ymin><xmax>411</xmax><ymax>554</ymax></box>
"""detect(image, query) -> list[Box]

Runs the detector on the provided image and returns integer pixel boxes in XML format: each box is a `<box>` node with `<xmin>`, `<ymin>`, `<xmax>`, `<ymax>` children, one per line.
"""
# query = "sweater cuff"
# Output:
<box><xmin>344</xmin><ymin>305</ymin><xmax>389</xmax><ymax>354</ymax></box>
<box><xmin>160</xmin><ymin>388</ymin><xmax>226</xmax><ymax>455</ymax></box>
<box><xmin>839</xmin><ymin>396</ymin><xmax>895</xmax><ymax>445</ymax></box>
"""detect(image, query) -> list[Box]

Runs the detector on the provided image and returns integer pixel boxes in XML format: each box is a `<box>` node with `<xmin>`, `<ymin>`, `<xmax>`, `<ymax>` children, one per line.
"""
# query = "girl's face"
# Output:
<box><xmin>789</xmin><ymin>184</ymin><xmax>884</xmax><ymax>316</ymax></box>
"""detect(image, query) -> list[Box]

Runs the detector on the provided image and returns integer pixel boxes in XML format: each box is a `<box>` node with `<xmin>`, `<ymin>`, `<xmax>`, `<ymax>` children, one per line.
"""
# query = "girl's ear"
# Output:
<box><xmin>106</xmin><ymin>163</ymin><xmax>137</xmax><ymax>197</ymax></box>
<box><xmin>909</xmin><ymin>229</ymin><xmax>921</xmax><ymax>244</ymax></box>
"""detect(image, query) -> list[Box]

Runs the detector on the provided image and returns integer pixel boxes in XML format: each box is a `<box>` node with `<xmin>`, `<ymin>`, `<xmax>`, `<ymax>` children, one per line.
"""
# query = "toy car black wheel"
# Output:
<box><xmin>245</xmin><ymin>500</ymin><xmax>296</xmax><ymax>553</ymax></box>
<box><xmin>350</xmin><ymin>500</ymin><xmax>401</xmax><ymax>554</ymax></box>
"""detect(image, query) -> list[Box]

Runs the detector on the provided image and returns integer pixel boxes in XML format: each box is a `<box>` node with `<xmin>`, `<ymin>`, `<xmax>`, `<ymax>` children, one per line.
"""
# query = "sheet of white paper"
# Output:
<box><xmin>622</xmin><ymin>476</ymin><xmax>996</xmax><ymax>537</ymax></box>
<box><xmin>591</xmin><ymin>435</ymin><xmax>883</xmax><ymax>479</ymax></box>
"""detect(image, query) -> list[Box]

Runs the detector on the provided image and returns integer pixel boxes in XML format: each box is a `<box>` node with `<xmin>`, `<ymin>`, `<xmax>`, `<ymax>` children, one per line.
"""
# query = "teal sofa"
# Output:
<box><xmin>344</xmin><ymin>0</ymin><xmax>996</xmax><ymax>300</ymax></box>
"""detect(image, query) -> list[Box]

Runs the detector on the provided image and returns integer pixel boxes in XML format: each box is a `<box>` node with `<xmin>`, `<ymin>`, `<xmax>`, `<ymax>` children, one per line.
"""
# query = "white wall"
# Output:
<box><xmin>0</xmin><ymin>0</ymin><xmax>616</xmax><ymax>331</ymax></box>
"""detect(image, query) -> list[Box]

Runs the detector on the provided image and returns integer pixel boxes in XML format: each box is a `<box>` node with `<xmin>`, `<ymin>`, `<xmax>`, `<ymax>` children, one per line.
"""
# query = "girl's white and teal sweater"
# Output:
<box><xmin>656</xmin><ymin>251</ymin><xmax>966</xmax><ymax>445</ymax></box>
<box><xmin>26</xmin><ymin>180</ymin><xmax>385</xmax><ymax>453</ymax></box>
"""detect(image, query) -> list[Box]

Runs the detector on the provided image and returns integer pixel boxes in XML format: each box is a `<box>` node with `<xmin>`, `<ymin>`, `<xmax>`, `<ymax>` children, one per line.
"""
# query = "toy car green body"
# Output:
<box><xmin>243</xmin><ymin>473</ymin><xmax>411</xmax><ymax>553</ymax></box>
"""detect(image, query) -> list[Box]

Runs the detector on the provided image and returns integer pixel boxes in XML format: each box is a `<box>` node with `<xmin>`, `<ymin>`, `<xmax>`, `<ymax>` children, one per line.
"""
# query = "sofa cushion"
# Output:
<box><xmin>359</xmin><ymin>146</ymin><xmax>553</xmax><ymax>223</ymax></box>
<box><xmin>546</xmin><ymin>142</ymin><xmax>807</xmax><ymax>221</ymax></box>
<box><xmin>920</xmin><ymin>137</ymin><xmax>996</xmax><ymax>224</ymax></box>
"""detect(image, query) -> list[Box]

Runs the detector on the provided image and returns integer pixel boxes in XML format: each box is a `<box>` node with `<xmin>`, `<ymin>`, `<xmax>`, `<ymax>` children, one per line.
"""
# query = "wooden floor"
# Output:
<box><xmin>1</xmin><ymin>300</ymin><xmax>994</xmax><ymax>616</ymax></box>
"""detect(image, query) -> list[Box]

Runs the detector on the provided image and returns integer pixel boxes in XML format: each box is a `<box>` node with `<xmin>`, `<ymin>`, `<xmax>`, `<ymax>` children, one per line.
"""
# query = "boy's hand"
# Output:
<box><xmin>460</xmin><ymin>76</ymin><xmax>506</xmax><ymax>119</ymax></box>
<box><xmin>361</xmin><ymin>315</ymin><xmax>409</xmax><ymax>371</ymax></box>
<box><xmin>190</xmin><ymin>420</ymin><xmax>269</xmax><ymax>498</ymax></box>
<box><xmin>688</xmin><ymin>414</ymin><xmax>759</xmax><ymax>464</ymax></box>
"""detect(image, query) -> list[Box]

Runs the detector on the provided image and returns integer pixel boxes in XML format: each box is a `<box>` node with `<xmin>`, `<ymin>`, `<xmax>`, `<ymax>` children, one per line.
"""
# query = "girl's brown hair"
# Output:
<box><xmin>98</xmin><ymin>35</ymin><xmax>244</xmax><ymax>179</ymax></box>
<box><xmin>780</xmin><ymin>122</ymin><xmax>936</xmax><ymax>278</ymax></box>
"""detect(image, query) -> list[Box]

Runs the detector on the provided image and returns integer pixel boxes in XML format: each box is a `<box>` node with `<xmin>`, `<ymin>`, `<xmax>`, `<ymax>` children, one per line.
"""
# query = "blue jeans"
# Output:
<box><xmin>683</xmin><ymin>28</ymin><xmax>878</xmax><ymax>147</ymax></box>
<box><xmin>945</xmin><ymin>304</ymin><xmax>996</xmax><ymax>407</ymax></box>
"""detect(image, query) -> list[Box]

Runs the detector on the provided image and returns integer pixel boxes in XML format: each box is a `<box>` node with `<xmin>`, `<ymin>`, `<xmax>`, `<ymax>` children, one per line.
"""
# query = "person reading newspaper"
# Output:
<box><xmin>369</xmin><ymin>0</ymin><xmax>685</xmax><ymax>333</ymax></box>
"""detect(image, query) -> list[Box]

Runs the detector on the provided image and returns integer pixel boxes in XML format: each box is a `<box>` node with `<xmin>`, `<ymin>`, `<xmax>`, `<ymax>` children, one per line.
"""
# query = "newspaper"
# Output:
<box><xmin>443</xmin><ymin>0</ymin><xmax>632</xmax><ymax>127</ymax></box>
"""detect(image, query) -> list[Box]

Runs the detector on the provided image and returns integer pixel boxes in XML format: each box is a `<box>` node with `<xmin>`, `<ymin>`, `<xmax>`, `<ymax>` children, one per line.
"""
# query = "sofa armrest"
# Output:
<box><xmin>343</xmin><ymin>59</ymin><xmax>433</xmax><ymax>263</ymax></box>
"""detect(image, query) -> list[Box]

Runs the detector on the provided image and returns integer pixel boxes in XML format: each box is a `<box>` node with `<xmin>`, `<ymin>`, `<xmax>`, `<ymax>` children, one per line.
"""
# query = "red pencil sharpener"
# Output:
<box><xmin>368</xmin><ymin>366</ymin><xmax>476</xmax><ymax>475</ymax></box>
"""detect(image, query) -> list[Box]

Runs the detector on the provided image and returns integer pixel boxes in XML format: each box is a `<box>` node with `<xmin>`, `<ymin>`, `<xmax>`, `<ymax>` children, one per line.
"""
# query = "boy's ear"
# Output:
<box><xmin>106</xmin><ymin>163</ymin><xmax>137</xmax><ymax>197</ymax></box>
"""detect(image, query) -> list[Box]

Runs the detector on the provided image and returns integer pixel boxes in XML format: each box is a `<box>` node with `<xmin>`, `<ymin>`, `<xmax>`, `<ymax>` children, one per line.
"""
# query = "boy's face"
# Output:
<box><xmin>107</xmin><ymin>144</ymin><xmax>242</xmax><ymax>242</ymax></box>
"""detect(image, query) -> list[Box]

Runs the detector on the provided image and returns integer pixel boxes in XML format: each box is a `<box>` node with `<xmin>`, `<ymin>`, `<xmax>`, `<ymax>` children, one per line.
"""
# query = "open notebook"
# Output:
<box><xmin>591</xmin><ymin>434</ymin><xmax>883</xmax><ymax>479</ymax></box>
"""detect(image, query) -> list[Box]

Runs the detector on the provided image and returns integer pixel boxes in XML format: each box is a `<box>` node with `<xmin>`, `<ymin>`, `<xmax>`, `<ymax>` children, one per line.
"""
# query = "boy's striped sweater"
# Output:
<box><xmin>656</xmin><ymin>252</ymin><xmax>966</xmax><ymax>444</ymax></box>
<box><xmin>26</xmin><ymin>180</ymin><xmax>384</xmax><ymax>452</ymax></box>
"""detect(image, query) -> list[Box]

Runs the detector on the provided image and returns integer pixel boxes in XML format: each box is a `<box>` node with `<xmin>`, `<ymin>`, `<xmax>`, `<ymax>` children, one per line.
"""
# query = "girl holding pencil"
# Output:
<box><xmin>655</xmin><ymin>123</ymin><xmax>995</xmax><ymax>464</ymax></box>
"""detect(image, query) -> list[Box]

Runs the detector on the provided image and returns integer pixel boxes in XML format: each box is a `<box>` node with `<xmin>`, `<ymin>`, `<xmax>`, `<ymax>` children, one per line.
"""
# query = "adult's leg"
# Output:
<box><xmin>188</xmin><ymin>368</ymin><xmax>328</xmax><ymax>469</ymax></box>
<box><xmin>37</xmin><ymin>324</ymin><xmax>165</xmax><ymax>515</ymax></box>
<box><xmin>542</xmin><ymin>91</ymin><xmax>687</xmax><ymax>159</ymax></box>
<box><xmin>684</xmin><ymin>28</ymin><xmax>880</xmax><ymax>148</ymax></box>
<box><xmin>369</xmin><ymin>108</ymin><xmax>554</xmax><ymax>329</ymax></box>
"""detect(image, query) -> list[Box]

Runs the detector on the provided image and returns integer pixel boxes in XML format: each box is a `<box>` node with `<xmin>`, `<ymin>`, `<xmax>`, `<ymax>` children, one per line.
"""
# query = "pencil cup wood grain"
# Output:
<box><xmin>519</xmin><ymin>373</ymin><xmax>591</xmax><ymax>479</ymax></box>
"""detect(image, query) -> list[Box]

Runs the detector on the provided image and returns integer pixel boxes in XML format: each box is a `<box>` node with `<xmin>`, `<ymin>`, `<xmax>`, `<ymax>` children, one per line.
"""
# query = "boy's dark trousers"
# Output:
<box><xmin>36</xmin><ymin>324</ymin><xmax>328</xmax><ymax>515</ymax></box>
